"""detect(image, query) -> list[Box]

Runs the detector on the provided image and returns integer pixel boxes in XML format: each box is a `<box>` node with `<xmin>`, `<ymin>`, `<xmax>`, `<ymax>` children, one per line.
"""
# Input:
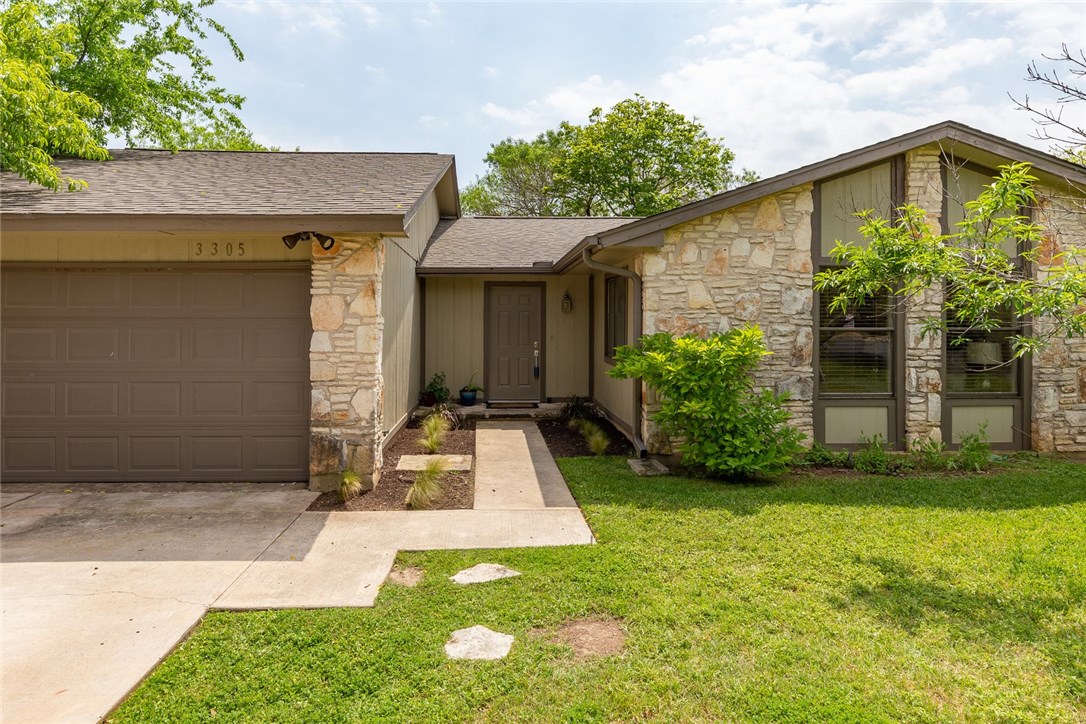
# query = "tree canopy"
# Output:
<box><xmin>0</xmin><ymin>0</ymin><xmax>264</xmax><ymax>191</ymax></box>
<box><xmin>461</xmin><ymin>95</ymin><xmax>756</xmax><ymax>218</ymax></box>
<box><xmin>814</xmin><ymin>163</ymin><xmax>1085</xmax><ymax>357</ymax></box>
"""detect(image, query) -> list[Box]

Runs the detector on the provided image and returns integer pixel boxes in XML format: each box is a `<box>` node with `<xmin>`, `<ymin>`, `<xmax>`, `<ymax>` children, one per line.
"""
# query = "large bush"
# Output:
<box><xmin>609</xmin><ymin>326</ymin><xmax>802</xmax><ymax>476</ymax></box>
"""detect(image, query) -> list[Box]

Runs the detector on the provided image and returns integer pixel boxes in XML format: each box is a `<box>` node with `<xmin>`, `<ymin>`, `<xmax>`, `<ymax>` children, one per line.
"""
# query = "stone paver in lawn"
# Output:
<box><xmin>451</xmin><ymin>563</ymin><xmax>521</xmax><ymax>585</ymax></box>
<box><xmin>397</xmin><ymin>454</ymin><xmax>473</xmax><ymax>471</ymax></box>
<box><xmin>445</xmin><ymin>625</ymin><xmax>515</xmax><ymax>660</ymax></box>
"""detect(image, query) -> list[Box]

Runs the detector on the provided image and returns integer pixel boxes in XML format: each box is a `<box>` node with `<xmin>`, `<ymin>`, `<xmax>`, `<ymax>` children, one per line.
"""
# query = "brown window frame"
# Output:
<box><xmin>604</xmin><ymin>274</ymin><xmax>628</xmax><ymax>363</ymax></box>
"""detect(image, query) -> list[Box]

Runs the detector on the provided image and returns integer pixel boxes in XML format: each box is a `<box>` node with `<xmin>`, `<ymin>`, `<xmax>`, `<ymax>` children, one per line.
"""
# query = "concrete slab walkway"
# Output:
<box><xmin>1</xmin><ymin>421</ymin><xmax>591</xmax><ymax>722</ymax></box>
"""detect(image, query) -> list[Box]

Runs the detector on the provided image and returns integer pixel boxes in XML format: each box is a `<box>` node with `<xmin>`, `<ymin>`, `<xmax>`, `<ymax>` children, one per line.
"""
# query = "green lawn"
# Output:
<box><xmin>113</xmin><ymin>458</ymin><xmax>1086</xmax><ymax>723</ymax></box>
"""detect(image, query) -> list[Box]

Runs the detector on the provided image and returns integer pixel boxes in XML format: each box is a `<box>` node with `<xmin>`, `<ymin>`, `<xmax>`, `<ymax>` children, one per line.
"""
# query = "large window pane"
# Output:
<box><xmin>819</xmin><ymin>330</ymin><xmax>892</xmax><ymax>393</ymax></box>
<box><xmin>944</xmin><ymin>165</ymin><xmax>1019</xmax><ymax>257</ymax></box>
<box><xmin>817</xmin><ymin>290</ymin><xmax>895</xmax><ymax>329</ymax></box>
<box><xmin>819</xmin><ymin>162</ymin><xmax>893</xmax><ymax>256</ymax></box>
<box><xmin>946</xmin><ymin>329</ymin><xmax>1019</xmax><ymax>394</ymax></box>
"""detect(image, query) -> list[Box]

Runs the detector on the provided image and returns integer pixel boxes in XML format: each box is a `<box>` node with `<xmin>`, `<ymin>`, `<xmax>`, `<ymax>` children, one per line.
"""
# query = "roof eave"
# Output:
<box><xmin>1</xmin><ymin>213</ymin><xmax>409</xmax><ymax>235</ymax></box>
<box><xmin>417</xmin><ymin>265</ymin><xmax>558</xmax><ymax>276</ymax></box>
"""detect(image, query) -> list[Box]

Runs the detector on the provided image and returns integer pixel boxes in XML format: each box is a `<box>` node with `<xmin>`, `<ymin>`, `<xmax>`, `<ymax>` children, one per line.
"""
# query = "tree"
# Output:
<box><xmin>1</xmin><ymin>0</ymin><xmax>265</xmax><ymax>190</ymax></box>
<box><xmin>0</xmin><ymin>1</ymin><xmax>108</xmax><ymax>190</ymax></box>
<box><xmin>1011</xmin><ymin>44</ymin><xmax>1086</xmax><ymax>165</ymax></box>
<box><xmin>460</xmin><ymin>130</ymin><xmax>571</xmax><ymax>216</ymax></box>
<box><xmin>461</xmin><ymin>95</ymin><xmax>756</xmax><ymax>217</ymax></box>
<box><xmin>814</xmin><ymin>163</ymin><xmax>1085</xmax><ymax>358</ymax></box>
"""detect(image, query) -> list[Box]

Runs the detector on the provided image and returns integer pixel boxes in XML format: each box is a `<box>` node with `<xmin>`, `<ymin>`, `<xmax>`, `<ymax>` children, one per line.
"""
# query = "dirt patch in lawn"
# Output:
<box><xmin>537</xmin><ymin>418</ymin><xmax>632</xmax><ymax>458</ymax></box>
<box><xmin>386</xmin><ymin>565</ymin><xmax>425</xmax><ymax>587</ymax></box>
<box><xmin>308</xmin><ymin>421</ymin><xmax>475</xmax><ymax>512</ymax></box>
<box><xmin>541</xmin><ymin>617</ymin><xmax>626</xmax><ymax>660</ymax></box>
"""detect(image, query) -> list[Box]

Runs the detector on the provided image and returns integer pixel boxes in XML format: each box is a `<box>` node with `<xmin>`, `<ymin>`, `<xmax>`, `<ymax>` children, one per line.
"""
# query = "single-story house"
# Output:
<box><xmin>2</xmin><ymin>121</ymin><xmax>1084</xmax><ymax>487</ymax></box>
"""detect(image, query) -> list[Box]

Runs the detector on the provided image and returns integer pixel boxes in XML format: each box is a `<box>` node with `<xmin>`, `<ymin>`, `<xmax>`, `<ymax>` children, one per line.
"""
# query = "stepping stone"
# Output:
<box><xmin>445</xmin><ymin>625</ymin><xmax>514</xmax><ymax>660</ymax></box>
<box><xmin>450</xmin><ymin>563</ymin><xmax>521</xmax><ymax>585</ymax></box>
<box><xmin>627</xmin><ymin>458</ymin><xmax>669</xmax><ymax>477</ymax></box>
<box><xmin>397</xmin><ymin>454</ymin><xmax>472</xmax><ymax>471</ymax></box>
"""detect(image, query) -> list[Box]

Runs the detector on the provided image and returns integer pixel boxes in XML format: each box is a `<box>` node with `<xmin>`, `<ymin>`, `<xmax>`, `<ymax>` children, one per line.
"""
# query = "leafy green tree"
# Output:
<box><xmin>559</xmin><ymin>94</ymin><xmax>757</xmax><ymax>216</ymax></box>
<box><xmin>461</xmin><ymin>130</ymin><xmax>571</xmax><ymax>216</ymax></box>
<box><xmin>0</xmin><ymin>0</ymin><xmax>108</xmax><ymax>190</ymax></box>
<box><xmin>609</xmin><ymin>326</ymin><xmax>803</xmax><ymax>477</ymax></box>
<box><xmin>814</xmin><ymin>163</ymin><xmax>1086</xmax><ymax>357</ymax></box>
<box><xmin>1</xmin><ymin>0</ymin><xmax>265</xmax><ymax>189</ymax></box>
<box><xmin>461</xmin><ymin>95</ymin><xmax>756</xmax><ymax>217</ymax></box>
<box><xmin>43</xmin><ymin>0</ymin><xmax>255</xmax><ymax>149</ymax></box>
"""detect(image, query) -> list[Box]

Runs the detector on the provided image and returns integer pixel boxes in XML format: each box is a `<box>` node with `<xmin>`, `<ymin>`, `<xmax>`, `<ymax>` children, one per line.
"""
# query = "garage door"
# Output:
<box><xmin>1</xmin><ymin>266</ymin><xmax>310</xmax><ymax>482</ymax></box>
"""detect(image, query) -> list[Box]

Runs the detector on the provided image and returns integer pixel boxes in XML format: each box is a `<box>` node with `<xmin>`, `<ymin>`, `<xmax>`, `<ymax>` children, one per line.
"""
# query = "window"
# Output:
<box><xmin>940</xmin><ymin>159</ymin><xmax>1027</xmax><ymax>447</ymax></box>
<box><xmin>604</xmin><ymin>275</ymin><xmax>627</xmax><ymax>360</ymax></box>
<box><xmin>817</xmin><ymin>289</ymin><xmax>895</xmax><ymax>394</ymax></box>
<box><xmin>813</xmin><ymin>159</ymin><xmax>904</xmax><ymax>447</ymax></box>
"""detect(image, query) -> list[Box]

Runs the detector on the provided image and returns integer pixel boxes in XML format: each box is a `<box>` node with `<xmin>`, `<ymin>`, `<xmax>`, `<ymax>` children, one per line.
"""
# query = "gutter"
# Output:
<box><xmin>581</xmin><ymin>244</ymin><xmax>648</xmax><ymax>459</ymax></box>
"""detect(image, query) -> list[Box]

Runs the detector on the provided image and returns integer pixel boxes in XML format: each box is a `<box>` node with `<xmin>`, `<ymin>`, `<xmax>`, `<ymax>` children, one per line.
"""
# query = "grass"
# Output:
<box><xmin>111</xmin><ymin>458</ymin><xmax>1086</xmax><ymax>722</ymax></box>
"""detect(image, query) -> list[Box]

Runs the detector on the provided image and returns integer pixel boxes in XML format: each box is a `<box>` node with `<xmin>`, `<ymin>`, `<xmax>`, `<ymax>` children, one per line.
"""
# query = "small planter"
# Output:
<box><xmin>420</xmin><ymin>391</ymin><xmax>438</xmax><ymax>407</ymax></box>
<box><xmin>459</xmin><ymin>389</ymin><xmax>478</xmax><ymax>406</ymax></box>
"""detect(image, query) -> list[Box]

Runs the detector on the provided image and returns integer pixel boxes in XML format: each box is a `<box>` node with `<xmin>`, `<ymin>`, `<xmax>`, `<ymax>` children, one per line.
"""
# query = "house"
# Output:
<box><xmin>2</xmin><ymin>121</ymin><xmax>1084</xmax><ymax>487</ymax></box>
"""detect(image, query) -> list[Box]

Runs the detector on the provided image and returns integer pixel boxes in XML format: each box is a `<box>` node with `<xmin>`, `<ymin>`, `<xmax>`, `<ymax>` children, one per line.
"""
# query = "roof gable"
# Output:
<box><xmin>594</xmin><ymin>120</ymin><xmax>1086</xmax><ymax>247</ymax></box>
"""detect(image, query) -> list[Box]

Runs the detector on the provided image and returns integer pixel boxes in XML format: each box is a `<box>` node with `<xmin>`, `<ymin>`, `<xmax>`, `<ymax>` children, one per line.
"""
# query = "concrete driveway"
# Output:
<box><xmin>0</xmin><ymin>483</ymin><xmax>319</xmax><ymax>724</ymax></box>
<box><xmin>0</xmin><ymin>423</ymin><xmax>595</xmax><ymax>723</ymax></box>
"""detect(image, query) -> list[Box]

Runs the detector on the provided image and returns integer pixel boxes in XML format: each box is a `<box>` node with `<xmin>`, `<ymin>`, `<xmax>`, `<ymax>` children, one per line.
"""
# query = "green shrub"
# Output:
<box><xmin>406</xmin><ymin>458</ymin><xmax>448</xmax><ymax>509</ymax></box>
<box><xmin>909</xmin><ymin>436</ymin><xmax>948</xmax><ymax>471</ymax></box>
<box><xmin>854</xmin><ymin>434</ymin><xmax>892</xmax><ymax>474</ymax></box>
<box><xmin>558</xmin><ymin>395</ymin><xmax>598</xmax><ymax>424</ymax></box>
<box><xmin>340</xmin><ymin>470</ymin><xmax>363</xmax><ymax>503</ymax></box>
<box><xmin>950</xmin><ymin>423</ymin><xmax>992</xmax><ymax>472</ymax></box>
<box><xmin>418</xmin><ymin>413</ymin><xmax>450</xmax><ymax>454</ymax></box>
<box><xmin>609</xmin><ymin>326</ymin><xmax>802</xmax><ymax>476</ymax></box>
<box><xmin>802</xmin><ymin>442</ymin><xmax>850</xmax><ymax>468</ymax></box>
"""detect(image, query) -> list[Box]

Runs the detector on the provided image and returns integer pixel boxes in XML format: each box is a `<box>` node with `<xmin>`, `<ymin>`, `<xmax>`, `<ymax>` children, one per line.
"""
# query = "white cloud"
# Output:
<box><xmin>232</xmin><ymin>1</ymin><xmax>380</xmax><ymax>38</ymax></box>
<box><xmin>414</xmin><ymin>2</ymin><xmax>442</xmax><ymax>27</ymax></box>
<box><xmin>478</xmin><ymin>75</ymin><xmax>628</xmax><ymax>136</ymax></box>
<box><xmin>484</xmin><ymin>66</ymin><xmax>499</xmax><ymax>78</ymax></box>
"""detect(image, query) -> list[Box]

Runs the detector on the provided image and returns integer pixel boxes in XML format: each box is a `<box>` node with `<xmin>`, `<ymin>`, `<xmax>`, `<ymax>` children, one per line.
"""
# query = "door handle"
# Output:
<box><xmin>533</xmin><ymin>344</ymin><xmax>540</xmax><ymax>378</ymax></box>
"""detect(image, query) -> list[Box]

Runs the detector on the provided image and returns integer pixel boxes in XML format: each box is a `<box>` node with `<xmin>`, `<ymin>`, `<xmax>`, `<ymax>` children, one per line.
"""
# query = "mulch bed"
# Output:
<box><xmin>308</xmin><ymin>414</ymin><xmax>632</xmax><ymax>512</ymax></box>
<box><xmin>308</xmin><ymin>420</ymin><xmax>476</xmax><ymax>512</ymax></box>
<box><xmin>537</xmin><ymin>417</ymin><xmax>632</xmax><ymax>458</ymax></box>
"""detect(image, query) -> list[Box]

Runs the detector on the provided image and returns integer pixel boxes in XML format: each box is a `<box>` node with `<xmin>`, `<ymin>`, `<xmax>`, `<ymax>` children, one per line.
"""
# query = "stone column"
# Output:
<box><xmin>903</xmin><ymin>146</ymin><xmax>945</xmax><ymax>446</ymax></box>
<box><xmin>308</xmin><ymin>236</ymin><xmax>385</xmax><ymax>491</ymax></box>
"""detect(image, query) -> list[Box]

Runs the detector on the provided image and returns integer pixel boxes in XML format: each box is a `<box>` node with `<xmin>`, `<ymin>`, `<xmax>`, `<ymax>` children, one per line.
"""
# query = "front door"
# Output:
<box><xmin>486</xmin><ymin>284</ymin><xmax>543</xmax><ymax>402</ymax></box>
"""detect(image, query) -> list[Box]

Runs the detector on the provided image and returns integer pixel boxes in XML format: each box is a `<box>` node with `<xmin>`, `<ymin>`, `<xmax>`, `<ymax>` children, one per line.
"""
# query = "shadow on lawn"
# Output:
<box><xmin>562</xmin><ymin>457</ymin><xmax>1086</xmax><ymax>514</ymax></box>
<box><xmin>845</xmin><ymin>555</ymin><xmax>1086</xmax><ymax>701</ymax></box>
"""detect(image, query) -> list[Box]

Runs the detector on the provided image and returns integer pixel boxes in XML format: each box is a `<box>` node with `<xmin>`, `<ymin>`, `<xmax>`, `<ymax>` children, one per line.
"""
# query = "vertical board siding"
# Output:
<box><xmin>381</xmin><ymin>194</ymin><xmax>439</xmax><ymax>434</ymax></box>
<box><xmin>424</xmin><ymin>274</ymin><xmax>589</xmax><ymax>400</ymax></box>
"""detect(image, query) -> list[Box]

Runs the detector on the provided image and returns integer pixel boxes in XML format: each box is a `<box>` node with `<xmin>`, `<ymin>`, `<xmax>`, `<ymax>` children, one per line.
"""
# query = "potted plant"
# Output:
<box><xmin>419</xmin><ymin>371</ymin><xmax>450</xmax><ymax>407</ymax></box>
<box><xmin>459</xmin><ymin>370</ymin><xmax>483</xmax><ymax>406</ymax></box>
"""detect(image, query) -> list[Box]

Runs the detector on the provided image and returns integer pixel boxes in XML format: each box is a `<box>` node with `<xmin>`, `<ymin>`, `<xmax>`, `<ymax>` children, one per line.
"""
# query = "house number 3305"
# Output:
<box><xmin>192</xmin><ymin>241</ymin><xmax>246</xmax><ymax>257</ymax></box>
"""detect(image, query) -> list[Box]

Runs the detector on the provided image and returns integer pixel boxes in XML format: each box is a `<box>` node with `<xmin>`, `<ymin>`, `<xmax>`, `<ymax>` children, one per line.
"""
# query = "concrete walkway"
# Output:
<box><xmin>1</xmin><ymin>422</ymin><xmax>592</xmax><ymax>723</ymax></box>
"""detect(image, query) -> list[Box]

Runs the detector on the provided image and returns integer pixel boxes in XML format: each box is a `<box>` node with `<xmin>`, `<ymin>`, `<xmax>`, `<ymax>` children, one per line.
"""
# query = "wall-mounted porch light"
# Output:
<box><xmin>561</xmin><ymin>291</ymin><xmax>573</xmax><ymax>313</ymax></box>
<box><xmin>282</xmin><ymin>231</ymin><xmax>336</xmax><ymax>250</ymax></box>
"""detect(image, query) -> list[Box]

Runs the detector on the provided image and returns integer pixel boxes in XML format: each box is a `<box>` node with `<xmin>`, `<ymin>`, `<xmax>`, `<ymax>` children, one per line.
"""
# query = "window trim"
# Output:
<box><xmin>603</xmin><ymin>273</ymin><xmax>628</xmax><ymax>364</ymax></box>
<box><xmin>812</xmin><ymin>156</ymin><xmax>907</xmax><ymax>449</ymax></box>
<box><xmin>938</xmin><ymin>156</ymin><xmax>1032</xmax><ymax>450</ymax></box>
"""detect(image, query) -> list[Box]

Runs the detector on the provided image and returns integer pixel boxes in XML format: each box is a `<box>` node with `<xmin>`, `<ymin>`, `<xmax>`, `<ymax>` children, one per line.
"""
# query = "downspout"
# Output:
<box><xmin>582</xmin><ymin>244</ymin><xmax>648</xmax><ymax>459</ymax></box>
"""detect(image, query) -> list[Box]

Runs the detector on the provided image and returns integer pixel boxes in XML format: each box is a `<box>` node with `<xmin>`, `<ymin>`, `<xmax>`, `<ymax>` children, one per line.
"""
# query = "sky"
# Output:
<box><xmin>199</xmin><ymin>1</ymin><xmax>1086</xmax><ymax>187</ymax></box>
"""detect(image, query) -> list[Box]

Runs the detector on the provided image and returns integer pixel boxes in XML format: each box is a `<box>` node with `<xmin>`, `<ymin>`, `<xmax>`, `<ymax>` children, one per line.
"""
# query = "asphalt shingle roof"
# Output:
<box><xmin>0</xmin><ymin>149</ymin><xmax>454</xmax><ymax>217</ymax></box>
<box><xmin>420</xmin><ymin>217</ymin><xmax>636</xmax><ymax>270</ymax></box>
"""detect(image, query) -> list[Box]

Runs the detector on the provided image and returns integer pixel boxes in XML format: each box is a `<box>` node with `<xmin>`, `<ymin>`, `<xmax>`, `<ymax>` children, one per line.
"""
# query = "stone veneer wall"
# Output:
<box><xmin>308</xmin><ymin>237</ymin><xmax>386</xmax><ymax>490</ymax></box>
<box><xmin>638</xmin><ymin>184</ymin><xmax>816</xmax><ymax>450</ymax></box>
<box><xmin>1032</xmin><ymin>182</ymin><xmax>1086</xmax><ymax>452</ymax></box>
<box><xmin>902</xmin><ymin>146</ymin><xmax>946</xmax><ymax>445</ymax></box>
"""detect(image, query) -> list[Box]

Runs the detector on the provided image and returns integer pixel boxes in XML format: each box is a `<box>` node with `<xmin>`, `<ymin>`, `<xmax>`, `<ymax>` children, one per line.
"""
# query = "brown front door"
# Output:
<box><xmin>486</xmin><ymin>284</ymin><xmax>543</xmax><ymax>402</ymax></box>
